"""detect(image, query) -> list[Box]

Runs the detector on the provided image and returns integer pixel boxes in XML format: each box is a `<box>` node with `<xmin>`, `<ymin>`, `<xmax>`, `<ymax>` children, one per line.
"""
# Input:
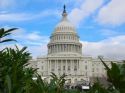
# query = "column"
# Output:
<box><xmin>80</xmin><ymin>46</ymin><xmax>82</xmax><ymax>53</ymax></box>
<box><xmin>69</xmin><ymin>44</ymin><xmax>70</xmax><ymax>52</ymax></box>
<box><xmin>61</xmin><ymin>45</ymin><xmax>63</xmax><ymax>52</ymax></box>
<box><xmin>59</xmin><ymin>44</ymin><xmax>61</xmax><ymax>52</ymax></box>
<box><xmin>71</xmin><ymin>60</ymin><xmax>73</xmax><ymax>75</ymax></box>
<box><xmin>54</xmin><ymin>45</ymin><xmax>55</xmax><ymax>53</ymax></box>
<box><xmin>50</xmin><ymin>60</ymin><xmax>51</xmax><ymax>74</ymax></box>
<box><xmin>77</xmin><ymin>60</ymin><xmax>78</xmax><ymax>75</ymax></box>
<box><xmin>60</xmin><ymin>60</ymin><xmax>63</xmax><ymax>74</ymax></box>
<box><xmin>49</xmin><ymin>60</ymin><xmax>51</xmax><ymax>75</ymax></box>
<box><xmin>71</xmin><ymin>45</ymin><xmax>73</xmax><ymax>52</ymax></box>
<box><xmin>53</xmin><ymin>45</ymin><xmax>54</xmax><ymax>53</ymax></box>
<box><xmin>73</xmin><ymin>45</ymin><xmax>75</xmax><ymax>52</ymax></box>
<box><xmin>51</xmin><ymin>45</ymin><xmax>53</xmax><ymax>53</ymax></box>
<box><xmin>79</xmin><ymin>46</ymin><xmax>80</xmax><ymax>53</ymax></box>
<box><xmin>66</xmin><ymin>44</ymin><xmax>68</xmax><ymax>52</ymax></box>
<box><xmin>54</xmin><ymin>60</ymin><xmax>55</xmax><ymax>72</ymax></box>
<box><xmin>57</xmin><ymin>45</ymin><xmax>58</xmax><ymax>53</ymax></box>
<box><xmin>58</xmin><ymin>45</ymin><xmax>59</xmax><ymax>52</ymax></box>
<box><xmin>57</xmin><ymin>60</ymin><xmax>58</xmax><ymax>75</ymax></box>
<box><xmin>55</xmin><ymin>60</ymin><xmax>57</xmax><ymax>74</ymax></box>
<box><xmin>55</xmin><ymin>45</ymin><xmax>56</xmax><ymax>53</ymax></box>
<box><xmin>77</xmin><ymin>45</ymin><xmax>78</xmax><ymax>53</ymax></box>
<box><xmin>69</xmin><ymin>44</ymin><xmax>71</xmax><ymax>52</ymax></box>
<box><xmin>48</xmin><ymin>60</ymin><xmax>49</xmax><ymax>75</ymax></box>
<box><xmin>51</xmin><ymin>46</ymin><xmax>52</xmax><ymax>53</ymax></box>
<box><xmin>50</xmin><ymin>46</ymin><xmax>51</xmax><ymax>54</ymax></box>
<box><xmin>73</xmin><ymin>60</ymin><xmax>75</xmax><ymax>75</ymax></box>
<box><xmin>66</xmin><ymin>60</ymin><xmax>67</xmax><ymax>75</ymax></box>
<box><xmin>68</xmin><ymin>44</ymin><xmax>69</xmax><ymax>52</ymax></box>
<box><xmin>74</xmin><ymin>45</ymin><xmax>75</xmax><ymax>52</ymax></box>
<box><xmin>62</xmin><ymin>44</ymin><xmax>63</xmax><ymax>52</ymax></box>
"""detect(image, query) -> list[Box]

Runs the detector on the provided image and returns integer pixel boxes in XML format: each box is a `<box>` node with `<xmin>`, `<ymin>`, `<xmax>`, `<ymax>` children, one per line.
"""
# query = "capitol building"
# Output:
<box><xmin>29</xmin><ymin>6</ymin><xmax>122</xmax><ymax>84</ymax></box>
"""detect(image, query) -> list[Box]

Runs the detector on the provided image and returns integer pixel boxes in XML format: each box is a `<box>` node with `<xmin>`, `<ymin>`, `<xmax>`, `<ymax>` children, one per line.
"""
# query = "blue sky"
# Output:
<box><xmin>0</xmin><ymin>0</ymin><xmax>125</xmax><ymax>60</ymax></box>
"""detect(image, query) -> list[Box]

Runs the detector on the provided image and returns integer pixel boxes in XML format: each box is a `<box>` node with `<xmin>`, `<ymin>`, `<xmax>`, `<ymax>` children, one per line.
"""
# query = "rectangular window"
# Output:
<box><xmin>63</xmin><ymin>66</ymin><xmax>65</xmax><ymax>70</ymax></box>
<box><xmin>58</xmin><ymin>66</ymin><xmax>61</xmax><ymax>71</ymax></box>
<box><xmin>74</xmin><ymin>66</ymin><xmax>77</xmax><ymax>71</ymax></box>
<box><xmin>51</xmin><ymin>68</ymin><xmax>54</xmax><ymax>71</ymax></box>
<box><xmin>68</xmin><ymin>66</ymin><xmax>70</xmax><ymax>71</ymax></box>
<box><xmin>85</xmin><ymin>65</ymin><xmax>87</xmax><ymax>70</ymax></box>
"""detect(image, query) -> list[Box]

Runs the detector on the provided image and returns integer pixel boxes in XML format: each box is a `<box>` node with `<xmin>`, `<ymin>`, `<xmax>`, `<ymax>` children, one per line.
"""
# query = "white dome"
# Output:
<box><xmin>53</xmin><ymin>10</ymin><xmax>76</xmax><ymax>33</ymax></box>
<box><xmin>56</xmin><ymin>20</ymin><xmax>74</xmax><ymax>28</ymax></box>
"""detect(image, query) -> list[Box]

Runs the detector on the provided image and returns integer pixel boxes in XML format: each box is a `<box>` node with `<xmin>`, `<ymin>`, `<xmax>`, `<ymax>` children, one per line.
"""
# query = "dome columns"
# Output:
<box><xmin>48</xmin><ymin>43</ymin><xmax>82</xmax><ymax>54</ymax></box>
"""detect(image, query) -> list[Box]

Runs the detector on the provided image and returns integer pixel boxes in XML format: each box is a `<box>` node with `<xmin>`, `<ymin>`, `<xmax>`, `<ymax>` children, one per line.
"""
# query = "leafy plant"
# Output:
<box><xmin>99</xmin><ymin>58</ymin><xmax>125</xmax><ymax>93</ymax></box>
<box><xmin>0</xmin><ymin>28</ymin><xmax>17</xmax><ymax>43</ymax></box>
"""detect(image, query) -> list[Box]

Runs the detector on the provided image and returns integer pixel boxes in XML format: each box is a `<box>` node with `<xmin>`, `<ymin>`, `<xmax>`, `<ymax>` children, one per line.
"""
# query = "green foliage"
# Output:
<box><xmin>0</xmin><ymin>28</ymin><xmax>17</xmax><ymax>43</ymax></box>
<box><xmin>0</xmin><ymin>46</ymin><xmax>34</xmax><ymax>93</ymax></box>
<box><xmin>49</xmin><ymin>73</ymin><xmax>66</xmax><ymax>93</ymax></box>
<box><xmin>31</xmin><ymin>74</ymin><xmax>49</xmax><ymax>93</ymax></box>
<box><xmin>29</xmin><ymin>73</ymin><xmax>67</xmax><ymax>93</ymax></box>
<box><xmin>0</xmin><ymin>27</ymin><xmax>35</xmax><ymax>93</ymax></box>
<box><xmin>88</xmin><ymin>82</ymin><xmax>109</xmax><ymax>93</ymax></box>
<box><xmin>99</xmin><ymin>58</ymin><xmax>125</xmax><ymax>93</ymax></box>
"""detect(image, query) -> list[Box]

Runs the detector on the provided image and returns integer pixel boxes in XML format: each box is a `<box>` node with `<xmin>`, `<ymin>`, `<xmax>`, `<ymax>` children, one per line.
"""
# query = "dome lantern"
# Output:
<box><xmin>62</xmin><ymin>5</ymin><xmax>67</xmax><ymax>20</ymax></box>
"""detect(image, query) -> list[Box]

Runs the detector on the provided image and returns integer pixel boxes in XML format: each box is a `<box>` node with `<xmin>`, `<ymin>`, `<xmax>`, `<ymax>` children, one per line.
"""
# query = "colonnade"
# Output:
<box><xmin>47</xmin><ymin>59</ymin><xmax>80</xmax><ymax>75</ymax></box>
<box><xmin>48</xmin><ymin>44</ymin><xmax>82</xmax><ymax>54</ymax></box>
<box><xmin>50</xmin><ymin>34</ymin><xmax>78</xmax><ymax>42</ymax></box>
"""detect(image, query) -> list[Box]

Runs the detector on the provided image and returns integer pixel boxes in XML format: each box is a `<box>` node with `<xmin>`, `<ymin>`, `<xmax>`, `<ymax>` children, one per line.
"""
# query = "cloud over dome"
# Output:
<box><xmin>97</xmin><ymin>0</ymin><xmax>125</xmax><ymax>25</ymax></box>
<box><xmin>68</xmin><ymin>0</ymin><xmax>104</xmax><ymax>26</ymax></box>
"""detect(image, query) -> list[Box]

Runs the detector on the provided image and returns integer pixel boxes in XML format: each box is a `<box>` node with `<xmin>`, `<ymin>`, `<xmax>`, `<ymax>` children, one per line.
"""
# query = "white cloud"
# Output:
<box><xmin>0</xmin><ymin>0</ymin><xmax>15</xmax><ymax>9</ymax></box>
<box><xmin>27</xmin><ymin>32</ymin><xmax>42</xmax><ymax>41</ymax></box>
<box><xmin>11</xmin><ymin>28</ymin><xmax>49</xmax><ymax>45</ymax></box>
<box><xmin>0</xmin><ymin>10</ymin><xmax>59</xmax><ymax>22</ymax></box>
<box><xmin>82</xmin><ymin>35</ymin><xmax>125</xmax><ymax>60</ymax></box>
<box><xmin>0</xmin><ymin>13</ymin><xmax>32</xmax><ymax>21</ymax></box>
<box><xmin>68</xmin><ymin>0</ymin><xmax>104</xmax><ymax>26</ymax></box>
<box><xmin>100</xmin><ymin>29</ymin><xmax>120</xmax><ymax>36</ymax></box>
<box><xmin>97</xmin><ymin>0</ymin><xmax>125</xmax><ymax>25</ymax></box>
<box><xmin>27</xmin><ymin>44</ymin><xmax>48</xmax><ymax>58</ymax></box>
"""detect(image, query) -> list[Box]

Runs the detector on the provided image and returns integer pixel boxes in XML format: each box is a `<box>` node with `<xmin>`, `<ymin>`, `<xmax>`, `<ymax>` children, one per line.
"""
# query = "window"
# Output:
<box><xmin>58</xmin><ymin>66</ymin><xmax>61</xmax><ymax>71</ymax></box>
<box><xmin>51</xmin><ymin>68</ymin><xmax>54</xmax><ymax>71</ymax></box>
<box><xmin>68</xmin><ymin>66</ymin><xmax>70</xmax><ymax>71</ymax></box>
<box><xmin>74</xmin><ymin>66</ymin><xmax>77</xmax><ymax>71</ymax></box>
<box><xmin>85</xmin><ymin>65</ymin><xmax>87</xmax><ymax>70</ymax></box>
<box><xmin>63</xmin><ymin>66</ymin><xmax>65</xmax><ymax>70</ymax></box>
